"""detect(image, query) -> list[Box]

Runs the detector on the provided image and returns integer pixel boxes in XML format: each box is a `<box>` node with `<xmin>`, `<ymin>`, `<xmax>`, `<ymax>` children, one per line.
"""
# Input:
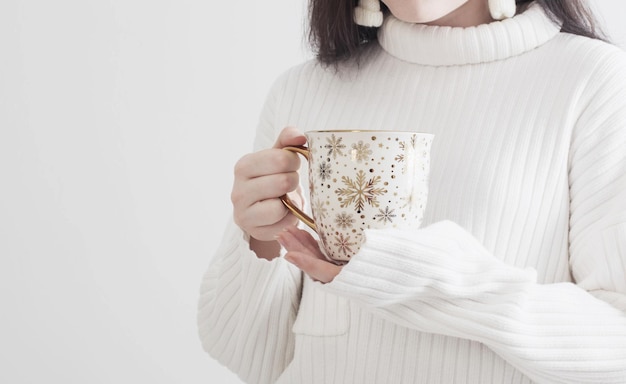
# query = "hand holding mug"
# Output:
<box><xmin>231</xmin><ymin>127</ymin><xmax>306</xmax><ymax>244</ymax></box>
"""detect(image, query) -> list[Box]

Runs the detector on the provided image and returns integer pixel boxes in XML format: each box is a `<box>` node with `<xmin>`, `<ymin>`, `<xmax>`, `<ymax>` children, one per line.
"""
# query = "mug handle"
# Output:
<box><xmin>280</xmin><ymin>145</ymin><xmax>317</xmax><ymax>232</ymax></box>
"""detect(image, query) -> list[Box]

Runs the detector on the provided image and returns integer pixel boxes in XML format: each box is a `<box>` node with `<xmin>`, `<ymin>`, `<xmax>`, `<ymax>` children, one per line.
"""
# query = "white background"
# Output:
<box><xmin>0</xmin><ymin>1</ymin><xmax>623</xmax><ymax>383</ymax></box>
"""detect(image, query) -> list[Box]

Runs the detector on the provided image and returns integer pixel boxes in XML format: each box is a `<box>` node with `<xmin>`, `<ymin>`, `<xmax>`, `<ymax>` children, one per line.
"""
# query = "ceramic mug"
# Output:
<box><xmin>281</xmin><ymin>130</ymin><xmax>434</xmax><ymax>264</ymax></box>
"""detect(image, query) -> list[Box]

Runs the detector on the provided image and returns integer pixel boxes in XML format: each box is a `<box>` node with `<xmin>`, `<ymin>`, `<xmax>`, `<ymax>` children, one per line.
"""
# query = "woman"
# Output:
<box><xmin>198</xmin><ymin>0</ymin><xmax>626</xmax><ymax>383</ymax></box>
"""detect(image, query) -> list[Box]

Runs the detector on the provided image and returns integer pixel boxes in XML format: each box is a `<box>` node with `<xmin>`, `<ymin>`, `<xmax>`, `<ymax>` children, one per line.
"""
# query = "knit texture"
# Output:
<box><xmin>198</xmin><ymin>4</ymin><xmax>626</xmax><ymax>383</ymax></box>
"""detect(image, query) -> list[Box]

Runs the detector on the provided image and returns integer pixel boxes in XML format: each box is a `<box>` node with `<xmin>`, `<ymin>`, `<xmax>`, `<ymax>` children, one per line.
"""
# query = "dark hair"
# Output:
<box><xmin>308</xmin><ymin>0</ymin><xmax>609</xmax><ymax>66</ymax></box>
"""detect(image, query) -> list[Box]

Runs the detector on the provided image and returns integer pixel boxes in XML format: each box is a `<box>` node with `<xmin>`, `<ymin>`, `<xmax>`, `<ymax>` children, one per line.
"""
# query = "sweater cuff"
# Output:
<box><xmin>323</xmin><ymin>220</ymin><xmax>537</xmax><ymax>307</ymax></box>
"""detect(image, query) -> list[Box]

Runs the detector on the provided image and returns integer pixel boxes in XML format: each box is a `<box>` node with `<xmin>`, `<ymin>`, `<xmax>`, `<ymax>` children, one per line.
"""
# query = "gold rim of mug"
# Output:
<box><xmin>309</xmin><ymin>129</ymin><xmax>431</xmax><ymax>133</ymax></box>
<box><xmin>306</xmin><ymin>130</ymin><xmax>434</xmax><ymax>138</ymax></box>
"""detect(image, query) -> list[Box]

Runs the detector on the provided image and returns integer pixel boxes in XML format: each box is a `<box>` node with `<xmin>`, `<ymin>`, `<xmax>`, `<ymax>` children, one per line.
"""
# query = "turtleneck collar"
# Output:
<box><xmin>377</xmin><ymin>3</ymin><xmax>562</xmax><ymax>66</ymax></box>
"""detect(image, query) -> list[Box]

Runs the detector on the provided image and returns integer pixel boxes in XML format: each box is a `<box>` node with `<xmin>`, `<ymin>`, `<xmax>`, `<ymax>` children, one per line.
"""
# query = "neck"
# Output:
<box><xmin>425</xmin><ymin>0</ymin><xmax>495</xmax><ymax>28</ymax></box>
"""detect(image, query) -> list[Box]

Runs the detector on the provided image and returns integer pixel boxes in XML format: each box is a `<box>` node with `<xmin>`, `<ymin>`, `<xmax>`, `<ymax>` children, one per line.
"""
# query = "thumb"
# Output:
<box><xmin>273</xmin><ymin>126</ymin><xmax>307</xmax><ymax>149</ymax></box>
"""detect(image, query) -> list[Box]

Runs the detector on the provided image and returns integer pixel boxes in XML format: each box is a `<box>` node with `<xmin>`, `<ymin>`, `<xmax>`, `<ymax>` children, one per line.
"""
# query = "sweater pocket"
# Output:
<box><xmin>292</xmin><ymin>275</ymin><xmax>350</xmax><ymax>336</ymax></box>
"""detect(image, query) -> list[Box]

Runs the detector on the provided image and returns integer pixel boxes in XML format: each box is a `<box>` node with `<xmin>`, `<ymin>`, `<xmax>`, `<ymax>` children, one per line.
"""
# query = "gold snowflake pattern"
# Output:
<box><xmin>333</xmin><ymin>233</ymin><xmax>357</xmax><ymax>257</ymax></box>
<box><xmin>350</xmin><ymin>140</ymin><xmax>372</xmax><ymax>163</ymax></box>
<box><xmin>317</xmin><ymin>161</ymin><xmax>332</xmax><ymax>181</ymax></box>
<box><xmin>394</xmin><ymin>135</ymin><xmax>419</xmax><ymax>174</ymax></box>
<box><xmin>313</xmin><ymin>199</ymin><xmax>328</xmax><ymax>220</ymax></box>
<box><xmin>324</xmin><ymin>134</ymin><xmax>346</xmax><ymax>159</ymax></box>
<box><xmin>334</xmin><ymin>212</ymin><xmax>355</xmax><ymax>229</ymax></box>
<box><xmin>375</xmin><ymin>206</ymin><xmax>396</xmax><ymax>223</ymax></box>
<box><xmin>335</xmin><ymin>170</ymin><xmax>388</xmax><ymax>212</ymax></box>
<box><xmin>400</xmin><ymin>190</ymin><xmax>419</xmax><ymax>211</ymax></box>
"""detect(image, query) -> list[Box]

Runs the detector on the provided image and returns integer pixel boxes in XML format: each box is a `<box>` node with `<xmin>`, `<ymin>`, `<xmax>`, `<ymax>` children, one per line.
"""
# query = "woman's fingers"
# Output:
<box><xmin>282</xmin><ymin>226</ymin><xmax>326</xmax><ymax>258</ymax></box>
<box><xmin>273</xmin><ymin>126</ymin><xmax>307</xmax><ymax>149</ymax></box>
<box><xmin>276</xmin><ymin>227</ymin><xmax>342</xmax><ymax>283</ymax></box>
<box><xmin>236</xmin><ymin>198</ymin><xmax>299</xmax><ymax>241</ymax></box>
<box><xmin>230</xmin><ymin>126</ymin><xmax>307</xmax><ymax>242</ymax></box>
<box><xmin>287</xmin><ymin>250</ymin><xmax>343</xmax><ymax>283</ymax></box>
<box><xmin>231</xmin><ymin>145</ymin><xmax>303</xmax><ymax>240</ymax></box>
<box><xmin>232</xmin><ymin>167</ymin><xmax>300</xmax><ymax>210</ymax></box>
<box><xmin>234</xmin><ymin>148</ymin><xmax>301</xmax><ymax>181</ymax></box>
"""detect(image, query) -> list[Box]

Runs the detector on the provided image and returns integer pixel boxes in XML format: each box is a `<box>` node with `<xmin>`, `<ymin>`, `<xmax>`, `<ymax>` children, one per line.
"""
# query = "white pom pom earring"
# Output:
<box><xmin>354</xmin><ymin>0</ymin><xmax>383</xmax><ymax>27</ymax></box>
<box><xmin>488</xmin><ymin>0</ymin><xmax>516</xmax><ymax>20</ymax></box>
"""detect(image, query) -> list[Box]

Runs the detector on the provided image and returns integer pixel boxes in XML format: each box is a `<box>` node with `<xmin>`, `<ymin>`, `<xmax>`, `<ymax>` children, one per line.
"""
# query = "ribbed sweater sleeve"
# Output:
<box><xmin>197</xmin><ymin>75</ymin><xmax>303</xmax><ymax>384</ymax></box>
<box><xmin>322</xmin><ymin>50</ymin><xmax>626</xmax><ymax>384</ymax></box>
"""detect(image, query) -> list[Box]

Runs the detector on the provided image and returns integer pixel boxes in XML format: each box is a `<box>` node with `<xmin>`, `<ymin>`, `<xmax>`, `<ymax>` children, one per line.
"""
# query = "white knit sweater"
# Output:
<box><xmin>198</xmin><ymin>4</ymin><xmax>626</xmax><ymax>384</ymax></box>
